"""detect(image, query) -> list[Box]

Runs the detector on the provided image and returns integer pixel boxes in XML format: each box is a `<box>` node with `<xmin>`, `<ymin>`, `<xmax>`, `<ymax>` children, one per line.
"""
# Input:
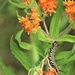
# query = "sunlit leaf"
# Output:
<box><xmin>31</xmin><ymin>45</ymin><xmax>39</xmax><ymax>64</ymax></box>
<box><xmin>16</xmin><ymin>11</ymin><xmax>21</xmax><ymax>19</ymax></box>
<box><xmin>55</xmin><ymin>51</ymin><xmax>72</xmax><ymax>60</ymax></box>
<box><xmin>8</xmin><ymin>0</ymin><xmax>29</xmax><ymax>8</ymax></box>
<box><xmin>57</xmin><ymin>54</ymin><xmax>75</xmax><ymax>66</ymax></box>
<box><xmin>60</xmin><ymin>62</ymin><xmax>74</xmax><ymax>75</ymax></box>
<box><xmin>15</xmin><ymin>30</ymin><xmax>31</xmax><ymax>50</ymax></box>
<box><xmin>19</xmin><ymin>42</ymin><xmax>31</xmax><ymax>50</ymax></box>
<box><xmin>30</xmin><ymin>33</ymin><xmax>44</xmax><ymax>57</ymax></box>
<box><xmin>10</xmin><ymin>36</ymin><xmax>33</xmax><ymax>70</ymax></box>
<box><xmin>0</xmin><ymin>58</ymin><xmax>16</xmax><ymax>75</ymax></box>
<box><xmin>49</xmin><ymin>0</ymin><xmax>63</xmax><ymax>38</ymax></box>
<box><xmin>56</xmin><ymin>34</ymin><xmax>75</xmax><ymax>43</ymax></box>
<box><xmin>15</xmin><ymin>29</ymin><xmax>23</xmax><ymax>43</ymax></box>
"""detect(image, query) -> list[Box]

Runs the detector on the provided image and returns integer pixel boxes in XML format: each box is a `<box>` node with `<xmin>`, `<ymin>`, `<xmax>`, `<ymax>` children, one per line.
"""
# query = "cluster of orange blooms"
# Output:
<box><xmin>19</xmin><ymin>0</ymin><xmax>75</xmax><ymax>35</ymax></box>
<box><xmin>38</xmin><ymin>0</ymin><xmax>57</xmax><ymax>16</ymax></box>
<box><xmin>64</xmin><ymin>0</ymin><xmax>75</xmax><ymax>21</ymax></box>
<box><xmin>19</xmin><ymin>8</ymin><xmax>41</xmax><ymax>35</ymax></box>
<box><xmin>36</xmin><ymin>67</ymin><xmax>58</xmax><ymax>75</ymax></box>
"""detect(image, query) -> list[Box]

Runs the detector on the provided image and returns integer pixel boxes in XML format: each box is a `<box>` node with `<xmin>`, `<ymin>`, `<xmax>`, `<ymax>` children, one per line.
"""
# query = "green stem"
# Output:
<box><xmin>55</xmin><ymin>22</ymin><xmax>72</xmax><ymax>39</ymax></box>
<box><xmin>42</xmin><ymin>16</ymin><xmax>50</xmax><ymax>38</ymax></box>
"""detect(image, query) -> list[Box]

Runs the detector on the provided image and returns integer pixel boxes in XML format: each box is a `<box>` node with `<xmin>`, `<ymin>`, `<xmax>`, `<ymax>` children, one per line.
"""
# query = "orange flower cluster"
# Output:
<box><xmin>36</xmin><ymin>67</ymin><xmax>58</xmax><ymax>75</ymax></box>
<box><xmin>38</xmin><ymin>0</ymin><xmax>57</xmax><ymax>16</ymax></box>
<box><xmin>19</xmin><ymin>8</ymin><xmax>41</xmax><ymax>35</ymax></box>
<box><xmin>64</xmin><ymin>0</ymin><xmax>75</xmax><ymax>21</ymax></box>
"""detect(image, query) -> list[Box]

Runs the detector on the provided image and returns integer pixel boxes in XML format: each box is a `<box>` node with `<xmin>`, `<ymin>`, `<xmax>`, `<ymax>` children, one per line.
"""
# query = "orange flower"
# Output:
<box><xmin>36</xmin><ymin>67</ymin><xmax>58</xmax><ymax>75</ymax></box>
<box><xmin>64</xmin><ymin>0</ymin><xmax>75</xmax><ymax>21</ymax></box>
<box><xmin>19</xmin><ymin>8</ymin><xmax>41</xmax><ymax>35</ymax></box>
<box><xmin>38</xmin><ymin>0</ymin><xmax>57</xmax><ymax>16</ymax></box>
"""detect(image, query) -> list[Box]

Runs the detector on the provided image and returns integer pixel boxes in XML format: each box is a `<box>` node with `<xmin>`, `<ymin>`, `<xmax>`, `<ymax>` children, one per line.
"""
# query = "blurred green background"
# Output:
<box><xmin>0</xmin><ymin>0</ymin><xmax>27</xmax><ymax>75</ymax></box>
<box><xmin>0</xmin><ymin>0</ymin><xmax>75</xmax><ymax>75</ymax></box>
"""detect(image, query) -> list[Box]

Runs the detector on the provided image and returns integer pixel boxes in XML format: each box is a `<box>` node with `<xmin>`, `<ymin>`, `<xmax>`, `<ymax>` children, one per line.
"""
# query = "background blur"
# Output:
<box><xmin>0</xmin><ymin>0</ymin><xmax>27</xmax><ymax>75</ymax></box>
<box><xmin>0</xmin><ymin>0</ymin><xmax>75</xmax><ymax>75</ymax></box>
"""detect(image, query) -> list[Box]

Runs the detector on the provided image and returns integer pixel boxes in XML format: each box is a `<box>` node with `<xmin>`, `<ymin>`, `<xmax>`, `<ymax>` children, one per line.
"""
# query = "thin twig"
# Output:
<box><xmin>55</xmin><ymin>23</ymin><xmax>72</xmax><ymax>39</ymax></box>
<box><xmin>42</xmin><ymin>16</ymin><xmax>50</xmax><ymax>38</ymax></box>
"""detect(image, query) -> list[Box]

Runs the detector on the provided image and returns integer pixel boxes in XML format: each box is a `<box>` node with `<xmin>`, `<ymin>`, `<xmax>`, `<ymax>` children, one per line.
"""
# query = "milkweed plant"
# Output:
<box><xmin>0</xmin><ymin>0</ymin><xmax>75</xmax><ymax>75</ymax></box>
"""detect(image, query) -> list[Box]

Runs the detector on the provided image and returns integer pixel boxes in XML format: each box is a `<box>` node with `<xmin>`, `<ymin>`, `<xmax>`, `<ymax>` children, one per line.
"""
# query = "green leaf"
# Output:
<box><xmin>57</xmin><ymin>53</ymin><xmax>75</xmax><ymax>66</ymax></box>
<box><xmin>8</xmin><ymin>0</ymin><xmax>29</xmax><ymax>8</ymax></box>
<box><xmin>30</xmin><ymin>33</ymin><xmax>44</xmax><ymax>57</ymax></box>
<box><xmin>49</xmin><ymin>0</ymin><xmax>63</xmax><ymax>38</ymax></box>
<box><xmin>31</xmin><ymin>45</ymin><xmax>39</xmax><ymax>64</ymax></box>
<box><xmin>10</xmin><ymin>36</ymin><xmax>32</xmax><ymax>71</ymax></box>
<box><xmin>15</xmin><ymin>29</ymin><xmax>23</xmax><ymax>43</ymax></box>
<box><xmin>16</xmin><ymin>11</ymin><xmax>21</xmax><ymax>19</ymax></box>
<box><xmin>15</xmin><ymin>30</ymin><xmax>31</xmax><ymax>50</ymax></box>
<box><xmin>59</xmin><ymin>13</ymin><xmax>68</xmax><ymax>32</ymax></box>
<box><xmin>55</xmin><ymin>51</ymin><xmax>72</xmax><ymax>60</ymax></box>
<box><xmin>43</xmin><ymin>43</ymin><xmax>50</xmax><ymax>55</ymax></box>
<box><xmin>56</xmin><ymin>44</ymin><xmax>75</xmax><ymax>65</ymax></box>
<box><xmin>37</xmin><ymin>29</ymin><xmax>50</xmax><ymax>43</ymax></box>
<box><xmin>0</xmin><ymin>58</ymin><xmax>16</xmax><ymax>75</ymax></box>
<box><xmin>19</xmin><ymin>42</ymin><xmax>31</xmax><ymax>50</ymax></box>
<box><xmin>60</xmin><ymin>62</ymin><xmax>74</xmax><ymax>75</ymax></box>
<box><xmin>56</xmin><ymin>34</ymin><xmax>75</xmax><ymax>43</ymax></box>
<box><xmin>72</xmin><ymin>44</ymin><xmax>75</xmax><ymax>53</ymax></box>
<box><xmin>72</xmin><ymin>21</ymin><xmax>75</xmax><ymax>29</ymax></box>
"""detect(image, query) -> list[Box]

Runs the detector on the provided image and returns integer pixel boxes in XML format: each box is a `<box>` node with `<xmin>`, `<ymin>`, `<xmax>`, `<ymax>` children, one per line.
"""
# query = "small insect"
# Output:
<box><xmin>47</xmin><ymin>41</ymin><xmax>59</xmax><ymax>74</ymax></box>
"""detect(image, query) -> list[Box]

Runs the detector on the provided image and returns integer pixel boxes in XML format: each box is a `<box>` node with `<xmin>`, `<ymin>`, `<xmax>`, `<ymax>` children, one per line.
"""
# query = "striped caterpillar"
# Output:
<box><xmin>47</xmin><ymin>41</ymin><xmax>59</xmax><ymax>74</ymax></box>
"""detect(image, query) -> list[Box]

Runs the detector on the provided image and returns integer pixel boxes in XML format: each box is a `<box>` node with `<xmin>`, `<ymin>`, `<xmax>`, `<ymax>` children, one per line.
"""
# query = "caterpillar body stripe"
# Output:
<box><xmin>47</xmin><ymin>41</ymin><xmax>59</xmax><ymax>74</ymax></box>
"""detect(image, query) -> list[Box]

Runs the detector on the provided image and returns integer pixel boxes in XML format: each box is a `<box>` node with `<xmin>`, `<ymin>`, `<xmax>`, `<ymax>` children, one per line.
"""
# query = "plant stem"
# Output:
<box><xmin>55</xmin><ymin>23</ymin><xmax>72</xmax><ymax>39</ymax></box>
<box><xmin>42</xmin><ymin>16</ymin><xmax>50</xmax><ymax>38</ymax></box>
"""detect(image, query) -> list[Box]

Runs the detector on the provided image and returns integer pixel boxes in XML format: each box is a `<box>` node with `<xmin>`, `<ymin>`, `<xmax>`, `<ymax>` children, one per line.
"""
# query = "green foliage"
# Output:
<box><xmin>37</xmin><ymin>28</ymin><xmax>50</xmax><ymax>42</ymax></box>
<box><xmin>8</xmin><ymin>0</ymin><xmax>29</xmax><ymax>8</ymax></box>
<box><xmin>0</xmin><ymin>58</ymin><xmax>16</xmax><ymax>75</ymax></box>
<box><xmin>56</xmin><ymin>34</ymin><xmax>75</xmax><ymax>43</ymax></box>
<box><xmin>49</xmin><ymin>0</ymin><xmax>63</xmax><ymax>38</ymax></box>
<box><xmin>30</xmin><ymin>33</ymin><xmax>44</xmax><ymax>57</ymax></box>
<box><xmin>60</xmin><ymin>62</ymin><xmax>74</xmax><ymax>75</ymax></box>
<box><xmin>10</xmin><ymin>36</ymin><xmax>33</xmax><ymax>71</ymax></box>
<box><xmin>15</xmin><ymin>30</ymin><xmax>32</xmax><ymax>50</ymax></box>
<box><xmin>1</xmin><ymin>0</ymin><xmax>75</xmax><ymax>75</ymax></box>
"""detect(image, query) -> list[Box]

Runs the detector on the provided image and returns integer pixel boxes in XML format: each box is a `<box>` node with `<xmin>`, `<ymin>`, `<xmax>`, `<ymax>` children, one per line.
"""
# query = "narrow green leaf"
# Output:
<box><xmin>60</xmin><ymin>62</ymin><xmax>74</xmax><ymax>75</ymax></box>
<box><xmin>55</xmin><ymin>44</ymin><xmax>75</xmax><ymax>61</ymax></box>
<box><xmin>55</xmin><ymin>51</ymin><xmax>72</xmax><ymax>60</ymax></box>
<box><xmin>56</xmin><ymin>34</ymin><xmax>75</xmax><ymax>43</ymax></box>
<box><xmin>59</xmin><ymin>13</ymin><xmax>68</xmax><ymax>32</ymax></box>
<box><xmin>19</xmin><ymin>42</ymin><xmax>31</xmax><ymax>50</ymax></box>
<box><xmin>49</xmin><ymin>0</ymin><xmax>63</xmax><ymax>38</ymax></box>
<box><xmin>8</xmin><ymin>0</ymin><xmax>29</xmax><ymax>8</ymax></box>
<box><xmin>43</xmin><ymin>43</ymin><xmax>50</xmax><ymax>55</ymax></box>
<box><xmin>57</xmin><ymin>53</ymin><xmax>75</xmax><ymax>66</ymax></box>
<box><xmin>30</xmin><ymin>33</ymin><xmax>44</xmax><ymax>57</ymax></box>
<box><xmin>0</xmin><ymin>58</ymin><xmax>16</xmax><ymax>75</ymax></box>
<box><xmin>16</xmin><ymin>11</ymin><xmax>21</xmax><ymax>19</ymax></box>
<box><xmin>15</xmin><ymin>30</ymin><xmax>23</xmax><ymax>43</ymax></box>
<box><xmin>15</xmin><ymin>30</ymin><xmax>32</xmax><ymax>50</ymax></box>
<box><xmin>72</xmin><ymin>44</ymin><xmax>75</xmax><ymax>53</ymax></box>
<box><xmin>10</xmin><ymin>36</ymin><xmax>32</xmax><ymax>70</ymax></box>
<box><xmin>31</xmin><ymin>45</ymin><xmax>39</xmax><ymax>64</ymax></box>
